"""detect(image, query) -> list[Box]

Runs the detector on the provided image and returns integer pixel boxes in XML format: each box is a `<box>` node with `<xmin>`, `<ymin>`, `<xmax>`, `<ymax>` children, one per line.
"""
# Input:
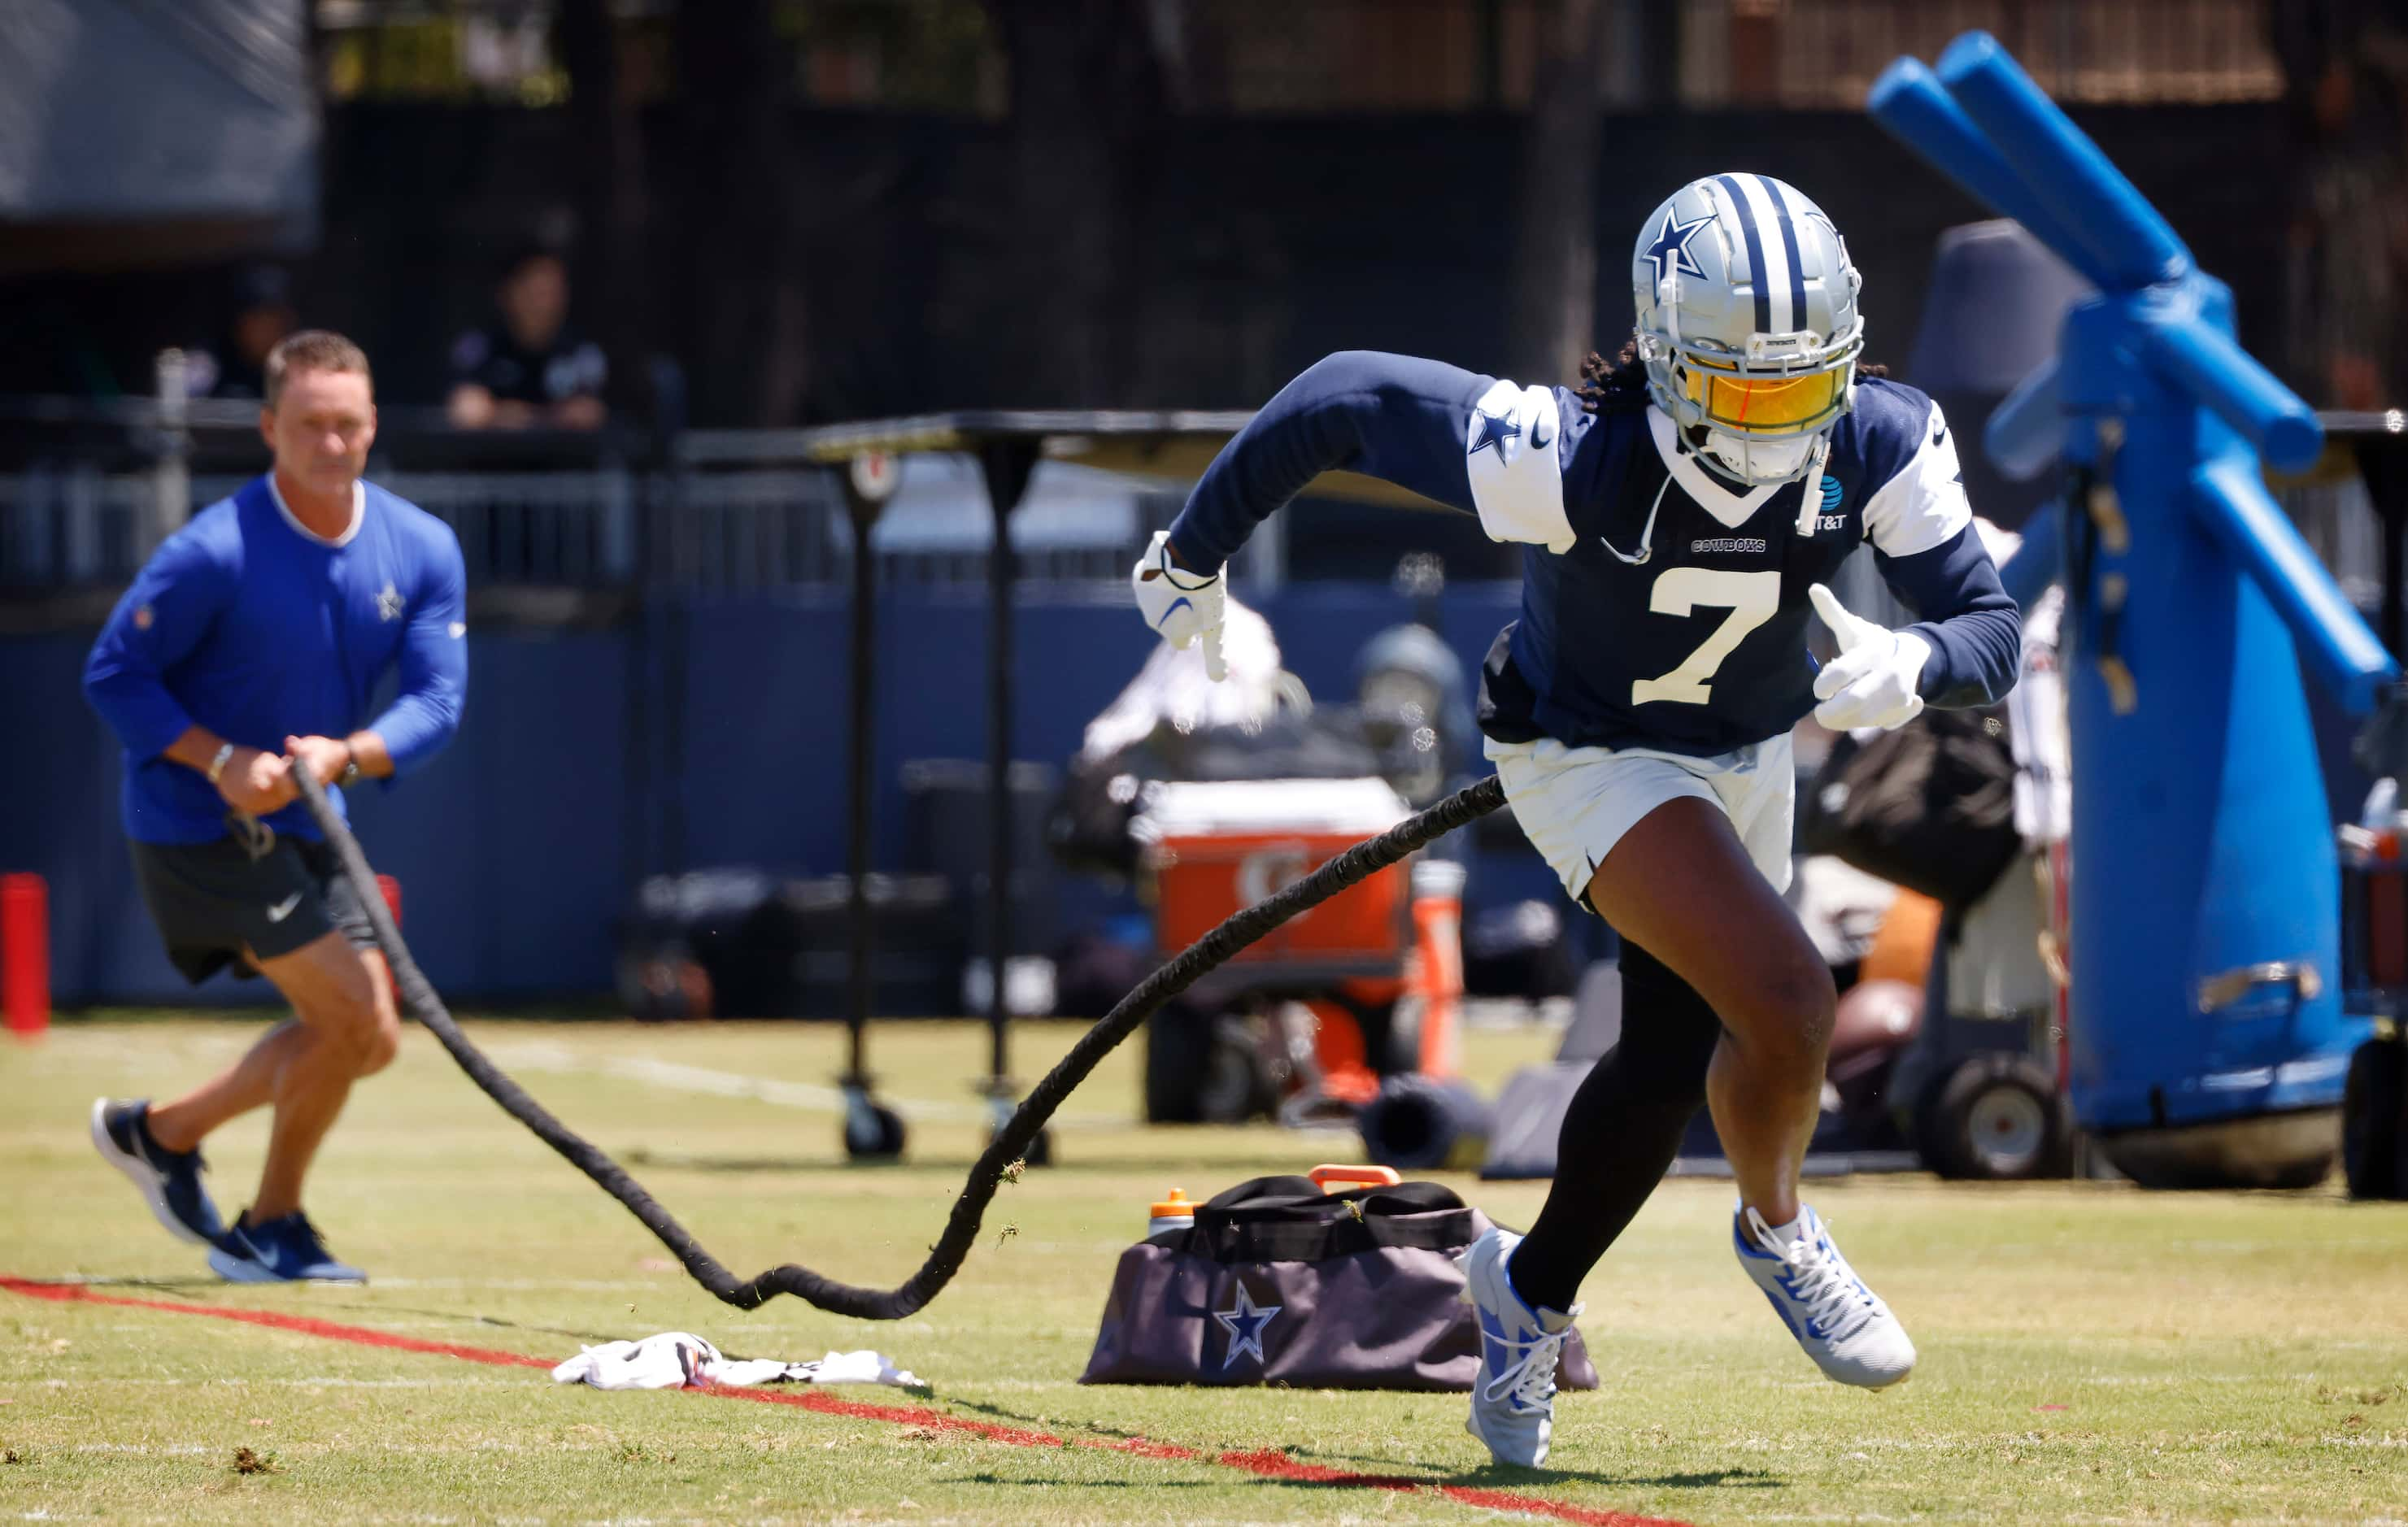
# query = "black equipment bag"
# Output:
<box><xmin>1079</xmin><ymin>1176</ymin><xmax>1599</xmax><ymax>1390</ymax></box>
<box><xmin>1801</xmin><ymin>707</ymin><xmax>2020</xmax><ymax>910</ymax></box>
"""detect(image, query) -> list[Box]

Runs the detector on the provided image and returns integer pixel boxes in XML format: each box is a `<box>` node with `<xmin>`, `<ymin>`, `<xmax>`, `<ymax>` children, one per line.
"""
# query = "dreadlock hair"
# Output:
<box><xmin>1571</xmin><ymin>338</ymin><xmax>1887</xmax><ymax>416</ymax></box>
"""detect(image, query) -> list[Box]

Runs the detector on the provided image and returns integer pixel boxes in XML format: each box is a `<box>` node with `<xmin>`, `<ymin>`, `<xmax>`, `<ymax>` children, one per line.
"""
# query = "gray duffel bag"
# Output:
<box><xmin>1080</xmin><ymin>1175</ymin><xmax>1600</xmax><ymax>1391</ymax></box>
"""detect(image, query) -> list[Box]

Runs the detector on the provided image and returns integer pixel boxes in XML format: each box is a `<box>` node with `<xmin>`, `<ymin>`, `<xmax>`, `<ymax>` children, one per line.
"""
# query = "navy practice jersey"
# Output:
<box><xmin>1165</xmin><ymin>350</ymin><xmax>2019</xmax><ymax>758</ymax></box>
<box><xmin>85</xmin><ymin>475</ymin><xmax>469</xmax><ymax>845</ymax></box>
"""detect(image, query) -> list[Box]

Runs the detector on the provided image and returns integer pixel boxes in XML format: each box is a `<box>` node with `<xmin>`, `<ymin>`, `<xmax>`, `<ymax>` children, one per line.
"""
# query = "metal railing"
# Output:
<box><xmin>396</xmin><ymin>469</ymin><xmax>637</xmax><ymax>588</ymax></box>
<box><xmin>0</xmin><ymin>463</ymin><xmax>1162</xmax><ymax>597</ymax></box>
<box><xmin>2</xmin><ymin>388</ymin><xmax>2393</xmax><ymax>620</ymax></box>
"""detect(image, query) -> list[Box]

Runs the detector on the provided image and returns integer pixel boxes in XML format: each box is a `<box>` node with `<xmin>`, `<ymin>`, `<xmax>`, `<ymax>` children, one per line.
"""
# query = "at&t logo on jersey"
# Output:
<box><xmin>1815</xmin><ymin>473</ymin><xmax>1846</xmax><ymax>532</ymax></box>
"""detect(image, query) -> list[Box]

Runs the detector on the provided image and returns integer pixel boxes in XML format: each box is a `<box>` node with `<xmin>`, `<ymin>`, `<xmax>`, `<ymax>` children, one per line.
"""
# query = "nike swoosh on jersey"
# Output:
<box><xmin>265</xmin><ymin>893</ymin><xmax>303</xmax><ymax>924</ymax></box>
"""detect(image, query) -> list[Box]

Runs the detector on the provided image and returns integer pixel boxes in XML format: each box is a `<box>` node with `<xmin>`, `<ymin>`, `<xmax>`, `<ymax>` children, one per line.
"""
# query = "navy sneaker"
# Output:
<box><xmin>90</xmin><ymin>1098</ymin><xmax>224</xmax><ymax>1246</ymax></box>
<box><xmin>207</xmin><ymin>1211</ymin><xmax>368</xmax><ymax>1285</ymax></box>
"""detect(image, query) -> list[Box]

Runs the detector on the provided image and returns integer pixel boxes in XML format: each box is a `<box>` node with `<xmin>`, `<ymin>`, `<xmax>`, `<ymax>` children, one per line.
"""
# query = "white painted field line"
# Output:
<box><xmin>482</xmin><ymin>1042</ymin><xmax>1135</xmax><ymax>1129</ymax></box>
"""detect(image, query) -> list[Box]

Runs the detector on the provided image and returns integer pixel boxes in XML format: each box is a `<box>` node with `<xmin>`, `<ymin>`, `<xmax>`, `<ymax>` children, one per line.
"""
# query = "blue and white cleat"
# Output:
<box><xmin>1735</xmin><ymin>1204</ymin><xmax>1914</xmax><ymax>1388</ymax></box>
<box><xmin>1457</xmin><ymin>1225</ymin><xmax>1583</xmax><ymax>1467</ymax></box>
<box><xmin>90</xmin><ymin>1098</ymin><xmax>224</xmax><ymax>1246</ymax></box>
<box><xmin>208</xmin><ymin>1212</ymin><xmax>368</xmax><ymax>1285</ymax></box>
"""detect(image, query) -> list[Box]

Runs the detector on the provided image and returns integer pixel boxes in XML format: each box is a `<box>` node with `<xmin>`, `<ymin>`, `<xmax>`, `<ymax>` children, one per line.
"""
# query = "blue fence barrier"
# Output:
<box><xmin>0</xmin><ymin>584</ymin><xmax>1524</xmax><ymax>1006</ymax></box>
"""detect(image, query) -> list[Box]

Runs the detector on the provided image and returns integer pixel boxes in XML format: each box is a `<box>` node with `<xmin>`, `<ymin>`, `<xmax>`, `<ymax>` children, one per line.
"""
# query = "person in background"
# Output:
<box><xmin>84</xmin><ymin>330</ymin><xmax>468</xmax><ymax>1285</ymax></box>
<box><xmin>184</xmin><ymin>265</ymin><xmax>300</xmax><ymax>402</ymax></box>
<box><xmin>446</xmin><ymin>246</ymin><xmax>608</xmax><ymax>430</ymax></box>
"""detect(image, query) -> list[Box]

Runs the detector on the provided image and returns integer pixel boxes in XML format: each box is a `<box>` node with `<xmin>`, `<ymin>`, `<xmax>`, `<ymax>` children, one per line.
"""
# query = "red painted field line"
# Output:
<box><xmin>1</xmin><ymin>1276</ymin><xmax>1689</xmax><ymax>1527</ymax></box>
<box><xmin>0</xmin><ymin>1276</ymin><xmax>553</xmax><ymax>1370</ymax></box>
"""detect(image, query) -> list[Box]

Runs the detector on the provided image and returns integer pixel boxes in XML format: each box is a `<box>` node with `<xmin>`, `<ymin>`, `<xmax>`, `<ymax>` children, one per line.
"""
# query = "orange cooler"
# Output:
<box><xmin>1137</xmin><ymin>780</ymin><xmax>1414</xmax><ymax>977</ymax></box>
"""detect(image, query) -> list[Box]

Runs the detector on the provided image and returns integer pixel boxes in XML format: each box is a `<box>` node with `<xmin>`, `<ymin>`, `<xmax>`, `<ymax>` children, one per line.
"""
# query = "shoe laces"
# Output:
<box><xmin>288</xmin><ymin>1212</ymin><xmax>335</xmax><ymax>1256</ymax></box>
<box><xmin>240</xmin><ymin>1212</ymin><xmax>329</xmax><ymax>1259</ymax></box>
<box><xmin>1748</xmin><ymin>1209</ymin><xmax>1877</xmax><ymax>1341</ymax></box>
<box><xmin>1478</xmin><ymin>1312</ymin><xmax>1576</xmax><ymax>1412</ymax></box>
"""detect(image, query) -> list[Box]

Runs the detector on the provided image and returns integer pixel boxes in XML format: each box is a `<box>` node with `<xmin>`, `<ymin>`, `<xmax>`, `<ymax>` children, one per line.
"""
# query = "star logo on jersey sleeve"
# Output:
<box><xmin>1642</xmin><ymin>206</ymin><xmax>1714</xmax><ymax>288</ymax></box>
<box><xmin>1213</xmin><ymin>1281</ymin><xmax>1282</xmax><ymax>1368</ymax></box>
<box><xmin>1469</xmin><ymin>408</ymin><xmax>1522</xmax><ymax>459</ymax></box>
<box><xmin>376</xmin><ymin>581</ymin><xmax>404</xmax><ymax>621</ymax></box>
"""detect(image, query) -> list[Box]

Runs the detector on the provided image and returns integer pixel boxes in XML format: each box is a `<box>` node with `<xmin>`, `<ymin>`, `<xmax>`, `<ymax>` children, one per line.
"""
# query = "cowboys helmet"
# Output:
<box><xmin>1631</xmin><ymin>173</ymin><xmax>1863</xmax><ymax>485</ymax></box>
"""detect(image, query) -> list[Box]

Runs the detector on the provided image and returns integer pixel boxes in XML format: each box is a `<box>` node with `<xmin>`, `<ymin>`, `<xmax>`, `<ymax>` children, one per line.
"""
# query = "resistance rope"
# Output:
<box><xmin>293</xmin><ymin>768</ymin><xmax>1506</xmax><ymax>1317</ymax></box>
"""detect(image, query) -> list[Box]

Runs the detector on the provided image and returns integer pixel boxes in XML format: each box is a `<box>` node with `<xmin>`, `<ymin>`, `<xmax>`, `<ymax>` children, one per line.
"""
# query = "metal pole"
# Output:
<box><xmin>151</xmin><ymin>349</ymin><xmax>190</xmax><ymax>555</ymax></box>
<box><xmin>976</xmin><ymin>440</ymin><xmax>1039</xmax><ymax>1089</ymax></box>
<box><xmin>844</xmin><ymin>485</ymin><xmax>879</xmax><ymax>1077</ymax></box>
<box><xmin>837</xmin><ymin>452</ymin><xmax>904</xmax><ymax>1160</ymax></box>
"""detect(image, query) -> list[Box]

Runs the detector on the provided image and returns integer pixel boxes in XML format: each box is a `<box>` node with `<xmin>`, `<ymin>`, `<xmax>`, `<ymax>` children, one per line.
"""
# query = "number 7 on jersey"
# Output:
<box><xmin>1630</xmin><ymin>568</ymin><xmax>1781</xmax><ymax>707</ymax></box>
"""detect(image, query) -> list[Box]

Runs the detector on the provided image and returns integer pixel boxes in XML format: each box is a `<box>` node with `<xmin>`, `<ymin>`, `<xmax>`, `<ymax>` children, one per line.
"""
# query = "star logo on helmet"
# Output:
<box><xmin>1642</xmin><ymin>206</ymin><xmax>1714</xmax><ymax>289</ymax></box>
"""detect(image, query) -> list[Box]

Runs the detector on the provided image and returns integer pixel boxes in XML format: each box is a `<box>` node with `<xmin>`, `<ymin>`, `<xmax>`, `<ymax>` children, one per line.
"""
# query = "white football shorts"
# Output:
<box><xmin>1484</xmin><ymin>731</ymin><xmax>1796</xmax><ymax>907</ymax></box>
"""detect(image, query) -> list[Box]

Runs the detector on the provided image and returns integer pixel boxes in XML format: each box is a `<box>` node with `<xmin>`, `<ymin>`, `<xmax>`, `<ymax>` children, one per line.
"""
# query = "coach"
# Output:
<box><xmin>82</xmin><ymin>330</ymin><xmax>468</xmax><ymax>1285</ymax></box>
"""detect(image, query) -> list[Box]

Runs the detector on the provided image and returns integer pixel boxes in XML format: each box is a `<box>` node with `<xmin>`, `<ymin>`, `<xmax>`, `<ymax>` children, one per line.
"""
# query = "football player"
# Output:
<box><xmin>1132</xmin><ymin>173</ymin><xmax>2019</xmax><ymax>1464</ymax></box>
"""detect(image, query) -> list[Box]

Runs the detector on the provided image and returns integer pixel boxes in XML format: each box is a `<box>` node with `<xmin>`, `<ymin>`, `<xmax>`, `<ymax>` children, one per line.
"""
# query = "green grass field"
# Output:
<box><xmin>5</xmin><ymin>1016</ymin><xmax>2406</xmax><ymax>1526</ymax></box>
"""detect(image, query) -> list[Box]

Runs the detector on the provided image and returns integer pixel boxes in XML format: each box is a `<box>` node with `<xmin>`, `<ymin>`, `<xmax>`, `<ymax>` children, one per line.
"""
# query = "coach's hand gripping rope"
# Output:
<box><xmin>291</xmin><ymin>767</ymin><xmax>1504</xmax><ymax>1319</ymax></box>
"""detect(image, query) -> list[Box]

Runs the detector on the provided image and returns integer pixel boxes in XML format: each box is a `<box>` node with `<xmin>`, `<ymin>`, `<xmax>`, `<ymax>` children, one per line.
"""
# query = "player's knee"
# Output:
<box><xmin>314</xmin><ymin>978</ymin><xmax>397</xmax><ymax>1077</ymax></box>
<box><xmin>353</xmin><ymin>1012</ymin><xmax>400</xmax><ymax>1077</ymax></box>
<box><xmin>1727</xmin><ymin>951</ymin><xmax>1836</xmax><ymax>1067</ymax></box>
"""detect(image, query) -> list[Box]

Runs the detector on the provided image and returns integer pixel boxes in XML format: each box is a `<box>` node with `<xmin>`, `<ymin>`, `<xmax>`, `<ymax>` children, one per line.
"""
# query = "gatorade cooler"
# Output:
<box><xmin>1137</xmin><ymin>779</ymin><xmax>1414</xmax><ymax>987</ymax></box>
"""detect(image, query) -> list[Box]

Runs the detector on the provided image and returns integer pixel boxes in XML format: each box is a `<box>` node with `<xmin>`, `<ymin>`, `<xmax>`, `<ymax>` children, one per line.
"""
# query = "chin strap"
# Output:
<box><xmin>1795</xmin><ymin>437</ymin><xmax>1831</xmax><ymax>538</ymax></box>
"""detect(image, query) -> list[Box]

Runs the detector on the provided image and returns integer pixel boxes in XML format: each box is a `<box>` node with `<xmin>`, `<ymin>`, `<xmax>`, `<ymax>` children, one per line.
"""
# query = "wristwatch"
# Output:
<box><xmin>207</xmin><ymin>742</ymin><xmax>236</xmax><ymax>785</ymax></box>
<box><xmin>338</xmin><ymin>748</ymin><xmax>362</xmax><ymax>789</ymax></box>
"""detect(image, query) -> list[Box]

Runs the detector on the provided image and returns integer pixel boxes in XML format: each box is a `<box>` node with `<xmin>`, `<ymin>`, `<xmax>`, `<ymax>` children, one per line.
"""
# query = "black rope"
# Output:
<box><xmin>293</xmin><ymin>768</ymin><xmax>1506</xmax><ymax>1317</ymax></box>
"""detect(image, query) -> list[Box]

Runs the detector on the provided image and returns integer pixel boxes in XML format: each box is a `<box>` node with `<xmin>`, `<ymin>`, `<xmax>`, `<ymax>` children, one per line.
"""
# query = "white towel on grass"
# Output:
<box><xmin>551</xmin><ymin>1332</ymin><xmax>922</xmax><ymax>1391</ymax></box>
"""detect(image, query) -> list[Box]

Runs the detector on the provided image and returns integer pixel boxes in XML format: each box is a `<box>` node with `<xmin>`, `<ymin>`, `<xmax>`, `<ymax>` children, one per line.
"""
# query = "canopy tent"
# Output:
<box><xmin>0</xmin><ymin>0</ymin><xmax>317</xmax><ymax>273</ymax></box>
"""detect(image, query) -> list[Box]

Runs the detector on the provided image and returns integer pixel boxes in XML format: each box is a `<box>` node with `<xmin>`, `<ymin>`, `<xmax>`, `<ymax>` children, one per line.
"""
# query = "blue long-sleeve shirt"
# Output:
<box><xmin>85</xmin><ymin>475</ymin><xmax>469</xmax><ymax>845</ymax></box>
<box><xmin>1167</xmin><ymin>350</ymin><xmax>2020</xmax><ymax>757</ymax></box>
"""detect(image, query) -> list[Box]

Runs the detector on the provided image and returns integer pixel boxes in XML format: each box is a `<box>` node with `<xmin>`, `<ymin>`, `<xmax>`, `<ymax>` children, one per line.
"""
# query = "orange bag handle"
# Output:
<box><xmin>1309</xmin><ymin>1163</ymin><xmax>1402</xmax><ymax>1193</ymax></box>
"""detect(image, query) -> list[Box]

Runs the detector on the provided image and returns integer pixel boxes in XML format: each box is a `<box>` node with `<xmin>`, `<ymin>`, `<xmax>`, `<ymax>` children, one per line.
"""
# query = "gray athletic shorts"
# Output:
<box><xmin>130</xmin><ymin>824</ymin><xmax>377</xmax><ymax>985</ymax></box>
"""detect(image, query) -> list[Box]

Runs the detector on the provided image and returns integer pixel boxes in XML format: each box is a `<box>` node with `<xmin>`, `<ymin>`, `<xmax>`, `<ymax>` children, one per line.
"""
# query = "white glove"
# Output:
<box><xmin>1809</xmin><ymin>582</ymin><xmax>1930</xmax><ymax>732</ymax></box>
<box><xmin>1130</xmin><ymin>529</ymin><xmax>1228</xmax><ymax>681</ymax></box>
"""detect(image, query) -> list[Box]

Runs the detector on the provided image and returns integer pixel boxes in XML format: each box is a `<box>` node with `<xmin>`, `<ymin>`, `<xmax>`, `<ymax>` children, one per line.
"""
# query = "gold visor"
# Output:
<box><xmin>1680</xmin><ymin>363</ymin><xmax>1848</xmax><ymax>434</ymax></box>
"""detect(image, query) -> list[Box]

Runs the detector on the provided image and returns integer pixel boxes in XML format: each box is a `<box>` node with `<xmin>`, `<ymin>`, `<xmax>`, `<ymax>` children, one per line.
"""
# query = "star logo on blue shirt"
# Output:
<box><xmin>1468</xmin><ymin>409</ymin><xmax>1522</xmax><ymax>459</ymax></box>
<box><xmin>376</xmin><ymin>581</ymin><xmax>404</xmax><ymax>622</ymax></box>
<box><xmin>1641</xmin><ymin>205</ymin><xmax>1714</xmax><ymax>289</ymax></box>
<box><xmin>1213</xmin><ymin>1281</ymin><xmax>1282</xmax><ymax>1369</ymax></box>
